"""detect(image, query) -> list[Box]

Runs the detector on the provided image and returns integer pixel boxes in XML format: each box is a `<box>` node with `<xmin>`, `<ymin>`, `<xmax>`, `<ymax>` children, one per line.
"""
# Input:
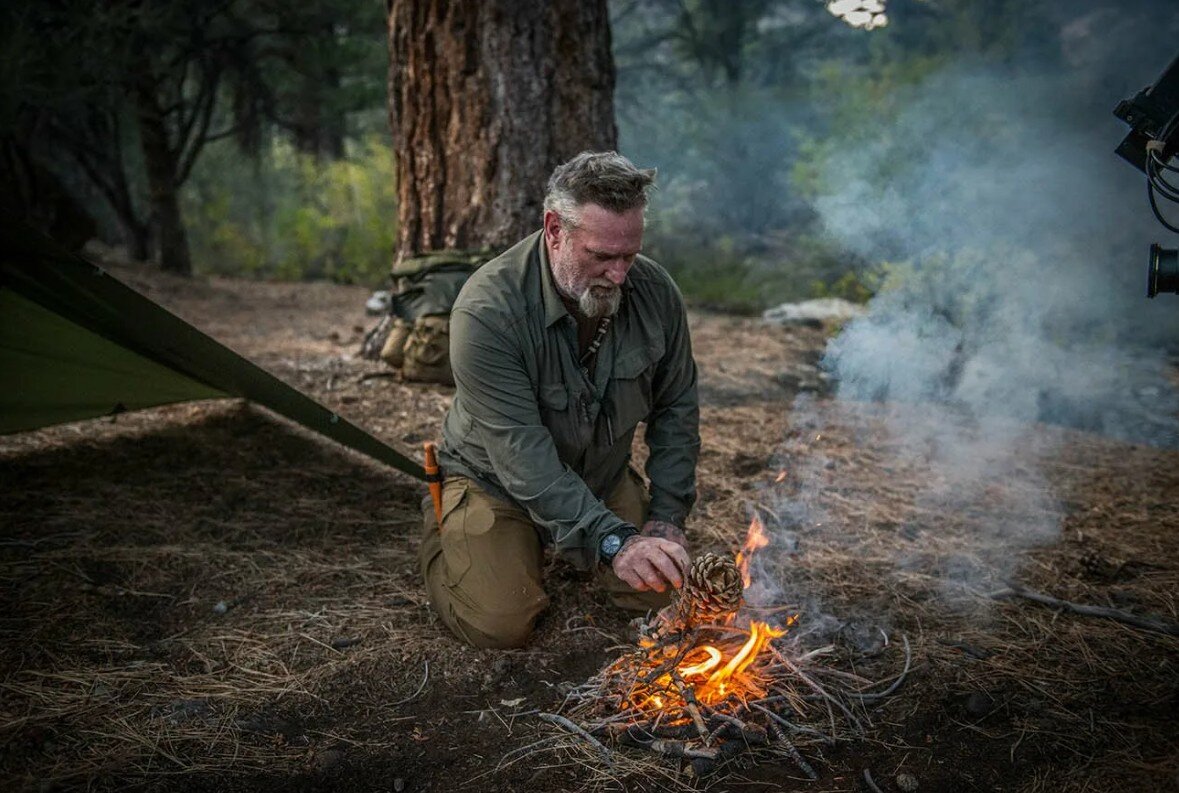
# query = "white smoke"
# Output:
<box><xmin>765</xmin><ymin>23</ymin><xmax>1179</xmax><ymax>610</ymax></box>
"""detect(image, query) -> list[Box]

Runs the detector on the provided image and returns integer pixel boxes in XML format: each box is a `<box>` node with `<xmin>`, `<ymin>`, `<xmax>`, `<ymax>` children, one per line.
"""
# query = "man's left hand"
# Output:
<box><xmin>641</xmin><ymin>520</ymin><xmax>687</xmax><ymax>549</ymax></box>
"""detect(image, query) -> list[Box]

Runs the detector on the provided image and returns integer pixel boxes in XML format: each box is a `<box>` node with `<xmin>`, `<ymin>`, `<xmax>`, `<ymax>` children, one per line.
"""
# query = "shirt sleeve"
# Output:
<box><xmin>448</xmin><ymin>307</ymin><xmax>633</xmax><ymax>569</ymax></box>
<box><xmin>644</xmin><ymin>284</ymin><xmax>700</xmax><ymax>528</ymax></box>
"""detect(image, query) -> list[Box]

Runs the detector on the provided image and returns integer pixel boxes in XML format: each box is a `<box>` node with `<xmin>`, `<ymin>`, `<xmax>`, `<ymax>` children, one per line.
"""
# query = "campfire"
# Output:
<box><xmin>540</xmin><ymin>515</ymin><xmax>912</xmax><ymax>778</ymax></box>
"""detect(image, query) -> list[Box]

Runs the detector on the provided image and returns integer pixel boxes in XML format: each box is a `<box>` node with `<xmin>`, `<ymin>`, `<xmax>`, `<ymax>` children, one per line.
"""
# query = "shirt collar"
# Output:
<box><xmin>538</xmin><ymin>233</ymin><xmax>569</xmax><ymax>328</ymax></box>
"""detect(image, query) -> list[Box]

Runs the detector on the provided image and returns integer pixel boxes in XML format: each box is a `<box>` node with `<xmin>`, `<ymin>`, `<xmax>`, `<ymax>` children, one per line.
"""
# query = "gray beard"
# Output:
<box><xmin>578</xmin><ymin>285</ymin><xmax>622</xmax><ymax>318</ymax></box>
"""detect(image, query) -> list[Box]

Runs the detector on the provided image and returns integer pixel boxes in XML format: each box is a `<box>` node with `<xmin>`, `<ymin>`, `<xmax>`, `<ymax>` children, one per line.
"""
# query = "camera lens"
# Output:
<box><xmin>1147</xmin><ymin>243</ymin><xmax>1179</xmax><ymax>297</ymax></box>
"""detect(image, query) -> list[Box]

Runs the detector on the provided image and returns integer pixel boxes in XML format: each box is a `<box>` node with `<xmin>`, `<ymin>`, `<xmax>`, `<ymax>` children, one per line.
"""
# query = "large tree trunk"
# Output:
<box><xmin>387</xmin><ymin>0</ymin><xmax>617</xmax><ymax>261</ymax></box>
<box><xmin>135</xmin><ymin>83</ymin><xmax>192</xmax><ymax>276</ymax></box>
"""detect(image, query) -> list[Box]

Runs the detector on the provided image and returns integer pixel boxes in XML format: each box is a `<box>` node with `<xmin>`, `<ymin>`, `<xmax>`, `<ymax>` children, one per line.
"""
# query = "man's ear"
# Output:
<box><xmin>543</xmin><ymin>210</ymin><xmax>564</xmax><ymax>249</ymax></box>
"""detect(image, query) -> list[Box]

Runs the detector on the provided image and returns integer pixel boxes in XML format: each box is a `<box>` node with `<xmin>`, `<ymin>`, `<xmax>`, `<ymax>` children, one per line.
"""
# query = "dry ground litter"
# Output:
<box><xmin>1</xmin><ymin>264</ymin><xmax>1177</xmax><ymax>792</ymax></box>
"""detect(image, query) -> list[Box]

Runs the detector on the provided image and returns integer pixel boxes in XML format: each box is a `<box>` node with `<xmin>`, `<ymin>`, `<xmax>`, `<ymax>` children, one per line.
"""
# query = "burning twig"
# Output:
<box><xmin>648</xmin><ymin>739</ymin><xmax>719</xmax><ymax>760</ymax></box>
<box><xmin>699</xmin><ymin>706</ymin><xmax>769</xmax><ymax>745</ymax></box>
<box><xmin>668</xmin><ymin>673</ymin><xmax>711</xmax><ymax>744</ymax></box>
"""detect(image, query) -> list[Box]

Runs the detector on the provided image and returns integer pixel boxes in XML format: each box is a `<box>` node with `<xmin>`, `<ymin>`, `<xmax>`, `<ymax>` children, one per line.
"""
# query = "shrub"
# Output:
<box><xmin>184</xmin><ymin>134</ymin><xmax>396</xmax><ymax>284</ymax></box>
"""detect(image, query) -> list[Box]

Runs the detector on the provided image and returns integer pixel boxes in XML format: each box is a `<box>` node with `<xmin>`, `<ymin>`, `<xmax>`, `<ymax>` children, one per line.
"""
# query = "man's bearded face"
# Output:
<box><xmin>551</xmin><ymin>246</ymin><xmax>623</xmax><ymax>318</ymax></box>
<box><xmin>548</xmin><ymin>204</ymin><xmax>644</xmax><ymax>319</ymax></box>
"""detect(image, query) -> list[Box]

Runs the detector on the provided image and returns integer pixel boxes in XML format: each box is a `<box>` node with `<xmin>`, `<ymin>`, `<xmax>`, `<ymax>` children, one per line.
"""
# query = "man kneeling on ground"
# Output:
<box><xmin>419</xmin><ymin>151</ymin><xmax>701</xmax><ymax>648</ymax></box>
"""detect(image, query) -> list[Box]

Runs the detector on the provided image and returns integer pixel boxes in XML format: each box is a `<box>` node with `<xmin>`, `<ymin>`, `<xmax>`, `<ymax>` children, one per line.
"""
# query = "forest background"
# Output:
<box><xmin>3</xmin><ymin>0</ymin><xmax>1179</xmax><ymax>315</ymax></box>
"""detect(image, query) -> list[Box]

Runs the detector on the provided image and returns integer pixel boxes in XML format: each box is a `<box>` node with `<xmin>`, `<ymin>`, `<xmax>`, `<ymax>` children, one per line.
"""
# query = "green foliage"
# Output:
<box><xmin>809</xmin><ymin>270</ymin><xmax>880</xmax><ymax>304</ymax></box>
<box><xmin>645</xmin><ymin>207</ymin><xmax>878</xmax><ymax>314</ymax></box>
<box><xmin>184</xmin><ymin>134</ymin><xmax>396</xmax><ymax>284</ymax></box>
<box><xmin>790</xmin><ymin>53</ymin><xmax>947</xmax><ymax>202</ymax></box>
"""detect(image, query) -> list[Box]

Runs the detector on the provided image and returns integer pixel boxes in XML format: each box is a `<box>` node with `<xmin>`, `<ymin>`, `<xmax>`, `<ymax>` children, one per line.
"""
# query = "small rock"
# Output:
<box><xmin>896</xmin><ymin>772</ymin><xmax>919</xmax><ymax>791</ymax></box>
<box><xmin>762</xmin><ymin>297</ymin><xmax>866</xmax><ymax>326</ymax></box>
<box><xmin>393</xmin><ymin>778</ymin><xmax>406</xmax><ymax>792</ymax></box>
<box><xmin>212</xmin><ymin>601</ymin><xmax>228</xmax><ymax>615</ymax></box>
<box><xmin>315</xmin><ymin>747</ymin><xmax>344</xmax><ymax>772</ymax></box>
<box><xmin>964</xmin><ymin>692</ymin><xmax>994</xmax><ymax>717</ymax></box>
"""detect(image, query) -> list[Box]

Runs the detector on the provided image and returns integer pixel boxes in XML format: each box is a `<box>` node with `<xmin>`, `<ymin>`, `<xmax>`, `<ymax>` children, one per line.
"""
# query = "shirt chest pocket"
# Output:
<box><xmin>538</xmin><ymin>381</ymin><xmax>584</xmax><ymax>464</ymax></box>
<box><xmin>608</xmin><ymin>339</ymin><xmax>664</xmax><ymax>442</ymax></box>
<box><xmin>538</xmin><ymin>382</ymin><xmax>568</xmax><ymax>412</ymax></box>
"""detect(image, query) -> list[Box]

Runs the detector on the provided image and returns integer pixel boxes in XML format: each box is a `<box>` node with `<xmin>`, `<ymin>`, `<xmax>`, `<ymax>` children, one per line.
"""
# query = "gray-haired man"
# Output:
<box><xmin>419</xmin><ymin>151</ymin><xmax>701</xmax><ymax>648</ymax></box>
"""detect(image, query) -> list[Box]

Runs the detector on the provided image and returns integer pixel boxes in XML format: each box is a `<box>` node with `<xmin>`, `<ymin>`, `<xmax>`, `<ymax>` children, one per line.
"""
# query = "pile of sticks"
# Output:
<box><xmin>547</xmin><ymin>628</ymin><xmax>912</xmax><ymax>777</ymax></box>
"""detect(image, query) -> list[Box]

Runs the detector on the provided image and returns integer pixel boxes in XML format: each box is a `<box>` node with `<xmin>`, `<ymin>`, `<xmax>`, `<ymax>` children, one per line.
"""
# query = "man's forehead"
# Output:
<box><xmin>572</xmin><ymin>203</ymin><xmax>644</xmax><ymax>248</ymax></box>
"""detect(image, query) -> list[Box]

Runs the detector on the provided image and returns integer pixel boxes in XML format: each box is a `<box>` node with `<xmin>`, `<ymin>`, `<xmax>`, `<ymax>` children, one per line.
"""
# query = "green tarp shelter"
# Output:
<box><xmin>0</xmin><ymin>219</ymin><xmax>426</xmax><ymax>482</ymax></box>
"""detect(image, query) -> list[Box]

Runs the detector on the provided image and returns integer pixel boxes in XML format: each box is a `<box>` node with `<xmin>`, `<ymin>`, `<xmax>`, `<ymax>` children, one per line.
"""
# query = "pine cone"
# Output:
<box><xmin>675</xmin><ymin>552</ymin><xmax>743</xmax><ymax>626</ymax></box>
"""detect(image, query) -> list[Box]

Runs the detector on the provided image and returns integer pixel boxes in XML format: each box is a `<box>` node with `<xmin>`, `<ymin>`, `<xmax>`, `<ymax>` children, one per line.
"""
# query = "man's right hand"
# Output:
<box><xmin>612</xmin><ymin>536</ymin><xmax>691</xmax><ymax>593</ymax></box>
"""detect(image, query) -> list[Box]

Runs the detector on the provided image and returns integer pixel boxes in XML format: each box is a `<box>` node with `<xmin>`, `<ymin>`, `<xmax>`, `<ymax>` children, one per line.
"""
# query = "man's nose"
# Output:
<box><xmin>603</xmin><ymin>260</ymin><xmax>629</xmax><ymax>285</ymax></box>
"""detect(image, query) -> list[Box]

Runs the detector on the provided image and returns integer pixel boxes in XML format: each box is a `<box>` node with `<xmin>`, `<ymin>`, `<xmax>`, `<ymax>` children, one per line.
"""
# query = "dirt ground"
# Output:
<box><xmin>1</xmin><ymin>264</ymin><xmax>1177</xmax><ymax>792</ymax></box>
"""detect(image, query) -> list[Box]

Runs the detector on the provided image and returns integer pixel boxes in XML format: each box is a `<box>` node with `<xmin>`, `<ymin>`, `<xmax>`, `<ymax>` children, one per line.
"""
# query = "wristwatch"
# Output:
<box><xmin>599</xmin><ymin>526</ymin><xmax>639</xmax><ymax>564</ymax></box>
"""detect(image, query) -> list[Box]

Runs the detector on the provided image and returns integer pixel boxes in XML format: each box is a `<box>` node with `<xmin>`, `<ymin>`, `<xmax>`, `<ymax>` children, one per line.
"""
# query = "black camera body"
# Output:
<box><xmin>1115</xmin><ymin>53</ymin><xmax>1179</xmax><ymax>172</ymax></box>
<box><xmin>1115</xmin><ymin>52</ymin><xmax>1179</xmax><ymax>296</ymax></box>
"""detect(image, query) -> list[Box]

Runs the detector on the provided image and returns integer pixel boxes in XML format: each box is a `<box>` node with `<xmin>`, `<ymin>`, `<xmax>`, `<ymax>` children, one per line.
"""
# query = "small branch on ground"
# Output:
<box><xmin>538</xmin><ymin>713</ymin><xmax>613</xmax><ymax>762</ymax></box>
<box><xmin>392</xmin><ymin>660</ymin><xmax>429</xmax><ymax>706</ymax></box>
<box><xmin>849</xmin><ymin>634</ymin><xmax>911</xmax><ymax>701</ymax></box>
<box><xmin>765</xmin><ymin>718</ymin><xmax>819</xmax><ymax>780</ymax></box>
<box><xmin>992</xmin><ymin>584</ymin><xmax>1179</xmax><ymax>637</ymax></box>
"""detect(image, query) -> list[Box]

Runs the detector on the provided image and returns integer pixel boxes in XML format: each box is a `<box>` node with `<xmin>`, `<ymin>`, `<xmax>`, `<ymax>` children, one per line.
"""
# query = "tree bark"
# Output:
<box><xmin>135</xmin><ymin>81</ymin><xmax>193</xmax><ymax>276</ymax></box>
<box><xmin>387</xmin><ymin>0</ymin><xmax>617</xmax><ymax>261</ymax></box>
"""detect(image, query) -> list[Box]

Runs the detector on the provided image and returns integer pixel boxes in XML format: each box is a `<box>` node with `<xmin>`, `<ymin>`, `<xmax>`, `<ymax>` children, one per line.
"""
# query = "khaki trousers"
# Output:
<box><xmin>419</xmin><ymin>468</ymin><xmax>671</xmax><ymax>649</ymax></box>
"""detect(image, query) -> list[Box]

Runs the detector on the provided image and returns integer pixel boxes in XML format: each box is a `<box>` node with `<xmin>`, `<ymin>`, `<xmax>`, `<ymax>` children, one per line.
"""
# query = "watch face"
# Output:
<box><xmin>601</xmin><ymin>533</ymin><xmax>623</xmax><ymax>558</ymax></box>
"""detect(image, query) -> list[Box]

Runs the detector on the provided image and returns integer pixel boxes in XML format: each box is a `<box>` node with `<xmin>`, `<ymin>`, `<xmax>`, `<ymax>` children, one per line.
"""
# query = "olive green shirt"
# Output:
<box><xmin>437</xmin><ymin>230</ymin><xmax>700</xmax><ymax>570</ymax></box>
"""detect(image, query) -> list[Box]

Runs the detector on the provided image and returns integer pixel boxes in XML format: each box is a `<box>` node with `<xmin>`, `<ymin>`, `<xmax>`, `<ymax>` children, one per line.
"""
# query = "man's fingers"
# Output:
<box><xmin>648</xmin><ymin>547</ymin><xmax>684</xmax><ymax>589</ymax></box>
<box><xmin>617</xmin><ymin>552</ymin><xmax>654</xmax><ymax>590</ymax></box>
<box><xmin>633</xmin><ymin>557</ymin><xmax>667</xmax><ymax>592</ymax></box>
<box><xmin>612</xmin><ymin>537</ymin><xmax>694</xmax><ymax>593</ymax></box>
<box><xmin>666</xmin><ymin>543</ymin><xmax>690</xmax><ymax>577</ymax></box>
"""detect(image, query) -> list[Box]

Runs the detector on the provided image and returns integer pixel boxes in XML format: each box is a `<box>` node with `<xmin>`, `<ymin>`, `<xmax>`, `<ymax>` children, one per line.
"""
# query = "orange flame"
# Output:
<box><xmin>678</xmin><ymin>646</ymin><xmax>722</xmax><ymax>677</ymax></box>
<box><xmin>735</xmin><ymin>515</ymin><xmax>771</xmax><ymax>589</ymax></box>
<box><xmin>705</xmin><ymin>621</ymin><xmax>785</xmax><ymax>687</ymax></box>
<box><xmin>627</xmin><ymin>620</ymin><xmax>793</xmax><ymax>715</ymax></box>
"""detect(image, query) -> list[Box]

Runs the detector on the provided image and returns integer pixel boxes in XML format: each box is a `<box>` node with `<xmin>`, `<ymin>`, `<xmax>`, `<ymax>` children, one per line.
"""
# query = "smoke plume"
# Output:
<box><xmin>767</xmin><ymin>7</ymin><xmax>1179</xmax><ymax>613</ymax></box>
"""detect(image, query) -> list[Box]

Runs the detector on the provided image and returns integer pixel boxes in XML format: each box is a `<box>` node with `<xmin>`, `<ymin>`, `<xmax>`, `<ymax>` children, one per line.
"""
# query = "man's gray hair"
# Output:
<box><xmin>543</xmin><ymin>151</ymin><xmax>656</xmax><ymax>226</ymax></box>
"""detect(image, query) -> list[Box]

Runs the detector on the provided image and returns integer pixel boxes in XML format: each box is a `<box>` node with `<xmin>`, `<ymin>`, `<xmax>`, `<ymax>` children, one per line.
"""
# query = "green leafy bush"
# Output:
<box><xmin>184</xmin><ymin>134</ymin><xmax>396</xmax><ymax>284</ymax></box>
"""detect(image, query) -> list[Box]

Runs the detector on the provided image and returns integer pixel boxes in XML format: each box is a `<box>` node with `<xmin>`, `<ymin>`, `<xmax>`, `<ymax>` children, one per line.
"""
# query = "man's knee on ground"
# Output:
<box><xmin>457</xmin><ymin>604</ymin><xmax>542</xmax><ymax>649</ymax></box>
